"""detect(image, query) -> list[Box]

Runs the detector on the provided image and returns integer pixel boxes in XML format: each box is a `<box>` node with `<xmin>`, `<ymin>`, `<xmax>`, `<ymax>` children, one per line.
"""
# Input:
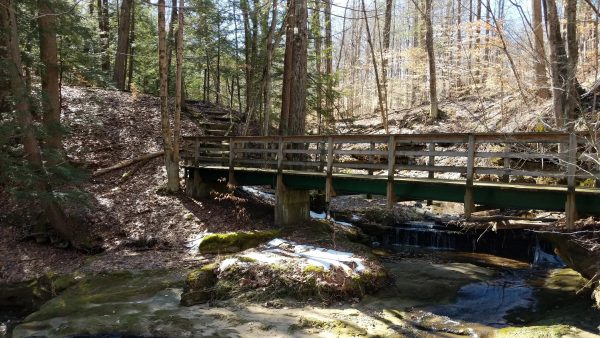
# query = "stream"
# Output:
<box><xmin>2</xmin><ymin>191</ymin><xmax>600</xmax><ymax>337</ymax></box>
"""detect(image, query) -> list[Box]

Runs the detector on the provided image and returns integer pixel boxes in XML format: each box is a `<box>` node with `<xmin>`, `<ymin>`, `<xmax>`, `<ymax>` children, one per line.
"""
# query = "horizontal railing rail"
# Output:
<box><xmin>181</xmin><ymin>133</ymin><xmax>600</xmax><ymax>184</ymax></box>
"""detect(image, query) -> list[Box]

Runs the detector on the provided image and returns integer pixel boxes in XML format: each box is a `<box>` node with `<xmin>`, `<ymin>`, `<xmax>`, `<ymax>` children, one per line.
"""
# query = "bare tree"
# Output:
<box><xmin>38</xmin><ymin>0</ymin><xmax>63</xmax><ymax>161</ymax></box>
<box><xmin>158</xmin><ymin>0</ymin><xmax>180</xmax><ymax>192</ymax></box>
<box><xmin>113</xmin><ymin>0</ymin><xmax>132</xmax><ymax>90</ymax></box>
<box><xmin>532</xmin><ymin>0</ymin><xmax>551</xmax><ymax>98</ymax></box>
<box><xmin>361</xmin><ymin>0</ymin><xmax>389</xmax><ymax>131</ymax></box>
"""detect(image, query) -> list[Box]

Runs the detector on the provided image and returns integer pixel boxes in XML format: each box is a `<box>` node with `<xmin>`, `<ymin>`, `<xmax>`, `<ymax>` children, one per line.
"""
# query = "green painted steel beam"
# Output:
<box><xmin>188</xmin><ymin>166</ymin><xmax>600</xmax><ymax>214</ymax></box>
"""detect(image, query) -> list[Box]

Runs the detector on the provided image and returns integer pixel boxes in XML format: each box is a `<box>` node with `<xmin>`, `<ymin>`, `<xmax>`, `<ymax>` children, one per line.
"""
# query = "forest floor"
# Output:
<box><xmin>1</xmin><ymin>86</ymin><xmax>598</xmax><ymax>284</ymax></box>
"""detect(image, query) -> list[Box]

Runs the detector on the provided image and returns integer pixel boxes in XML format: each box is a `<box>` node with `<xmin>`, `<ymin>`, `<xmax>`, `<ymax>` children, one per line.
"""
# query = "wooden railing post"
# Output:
<box><xmin>326</xmin><ymin>136</ymin><xmax>335</xmax><ymax>203</ymax></box>
<box><xmin>427</xmin><ymin>142</ymin><xmax>435</xmax><ymax>205</ymax></box>
<box><xmin>194</xmin><ymin>139</ymin><xmax>199</xmax><ymax>165</ymax></box>
<box><xmin>387</xmin><ymin>135</ymin><xmax>397</xmax><ymax>209</ymax></box>
<box><xmin>228</xmin><ymin>138</ymin><xmax>236</xmax><ymax>186</ymax></box>
<box><xmin>464</xmin><ymin>134</ymin><xmax>475</xmax><ymax>219</ymax></box>
<box><xmin>565</xmin><ymin>133</ymin><xmax>577</xmax><ymax>229</ymax></box>
<box><xmin>501</xmin><ymin>144</ymin><xmax>510</xmax><ymax>183</ymax></box>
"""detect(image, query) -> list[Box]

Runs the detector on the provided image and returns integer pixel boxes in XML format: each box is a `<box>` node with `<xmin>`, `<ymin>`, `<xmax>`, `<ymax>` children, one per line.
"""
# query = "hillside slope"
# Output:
<box><xmin>0</xmin><ymin>87</ymin><xmax>272</xmax><ymax>283</ymax></box>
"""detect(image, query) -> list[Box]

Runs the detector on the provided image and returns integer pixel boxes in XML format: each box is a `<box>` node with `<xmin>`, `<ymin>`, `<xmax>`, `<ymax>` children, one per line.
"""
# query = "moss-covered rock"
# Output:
<box><xmin>180</xmin><ymin>264</ymin><xmax>218</xmax><ymax>306</ymax></box>
<box><xmin>198</xmin><ymin>230</ymin><xmax>280</xmax><ymax>254</ymax></box>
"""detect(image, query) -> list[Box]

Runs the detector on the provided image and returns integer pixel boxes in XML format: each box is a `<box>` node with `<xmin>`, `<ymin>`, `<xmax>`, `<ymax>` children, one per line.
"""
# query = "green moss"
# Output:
<box><xmin>578</xmin><ymin>178</ymin><xmax>597</xmax><ymax>188</ymax></box>
<box><xmin>237</xmin><ymin>256</ymin><xmax>258</xmax><ymax>263</ymax></box>
<box><xmin>495</xmin><ymin>325</ymin><xmax>572</xmax><ymax>338</ymax></box>
<box><xmin>180</xmin><ymin>264</ymin><xmax>218</xmax><ymax>306</ymax></box>
<box><xmin>199</xmin><ymin>230</ymin><xmax>280</xmax><ymax>254</ymax></box>
<box><xmin>303</xmin><ymin>265</ymin><xmax>325</xmax><ymax>274</ymax></box>
<box><xmin>289</xmin><ymin>317</ymin><xmax>368</xmax><ymax>336</ymax></box>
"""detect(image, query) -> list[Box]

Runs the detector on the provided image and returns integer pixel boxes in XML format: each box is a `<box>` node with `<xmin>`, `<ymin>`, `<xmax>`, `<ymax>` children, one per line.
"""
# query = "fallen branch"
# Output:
<box><xmin>92</xmin><ymin>151</ymin><xmax>164</xmax><ymax>177</ymax></box>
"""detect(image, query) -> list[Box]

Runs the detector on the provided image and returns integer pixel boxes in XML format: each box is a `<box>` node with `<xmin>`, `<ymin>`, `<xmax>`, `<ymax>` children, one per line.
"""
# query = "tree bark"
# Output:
<box><xmin>158</xmin><ymin>0</ymin><xmax>179</xmax><ymax>192</ymax></box>
<box><xmin>2</xmin><ymin>0</ymin><xmax>75</xmax><ymax>243</ymax></box>
<box><xmin>313</xmin><ymin>0</ymin><xmax>323</xmax><ymax>134</ymax></box>
<box><xmin>544</xmin><ymin>0</ymin><xmax>579</xmax><ymax>129</ymax></box>
<box><xmin>262</xmin><ymin>0</ymin><xmax>279</xmax><ymax>136</ymax></box>
<box><xmin>37</xmin><ymin>0</ymin><xmax>63</xmax><ymax>162</ymax></box>
<box><xmin>127</xmin><ymin>1</ymin><xmax>135</xmax><ymax>91</ymax></box>
<box><xmin>280</xmin><ymin>0</ymin><xmax>308</xmax><ymax>136</ymax></box>
<box><xmin>533</xmin><ymin>0</ymin><xmax>551</xmax><ymax>98</ymax></box>
<box><xmin>113</xmin><ymin>0</ymin><xmax>132</xmax><ymax>90</ymax></box>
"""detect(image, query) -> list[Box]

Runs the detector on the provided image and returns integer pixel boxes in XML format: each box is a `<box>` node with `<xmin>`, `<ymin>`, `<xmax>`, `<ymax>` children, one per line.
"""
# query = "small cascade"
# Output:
<box><xmin>381</xmin><ymin>222</ymin><xmax>564</xmax><ymax>264</ymax></box>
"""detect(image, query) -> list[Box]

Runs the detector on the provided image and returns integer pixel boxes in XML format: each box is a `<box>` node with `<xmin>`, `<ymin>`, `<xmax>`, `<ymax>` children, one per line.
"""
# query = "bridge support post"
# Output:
<box><xmin>185</xmin><ymin>168</ymin><xmax>211</xmax><ymax>199</ymax></box>
<box><xmin>464</xmin><ymin>135</ymin><xmax>475</xmax><ymax>219</ymax></box>
<box><xmin>387</xmin><ymin>135</ymin><xmax>397</xmax><ymax>209</ymax></box>
<box><xmin>565</xmin><ymin>133</ymin><xmax>578</xmax><ymax>229</ymax></box>
<box><xmin>275</xmin><ymin>175</ymin><xmax>310</xmax><ymax>226</ymax></box>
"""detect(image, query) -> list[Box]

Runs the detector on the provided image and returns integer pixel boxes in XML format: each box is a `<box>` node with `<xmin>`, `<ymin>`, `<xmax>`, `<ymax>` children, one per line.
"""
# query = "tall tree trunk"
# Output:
<box><xmin>262</xmin><ymin>0</ymin><xmax>279</xmax><ymax>136</ymax></box>
<box><xmin>544</xmin><ymin>0</ymin><xmax>578</xmax><ymax>129</ymax></box>
<box><xmin>98</xmin><ymin>0</ymin><xmax>110</xmax><ymax>71</ymax></box>
<box><xmin>174</xmin><ymin>0</ymin><xmax>183</xmax><ymax>172</ymax></box>
<box><xmin>113</xmin><ymin>0</ymin><xmax>132</xmax><ymax>90</ymax></box>
<box><xmin>158</xmin><ymin>0</ymin><xmax>179</xmax><ymax>192</ymax></box>
<box><xmin>382</xmin><ymin>0</ymin><xmax>392</xmax><ymax>113</ymax></box>
<box><xmin>38</xmin><ymin>0</ymin><xmax>63</xmax><ymax>162</ymax></box>
<box><xmin>533</xmin><ymin>0</ymin><xmax>551</xmax><ymax>98</ymax></box>
<box><xmin>127</xmin><ymin>1</ymin><xmax>135</xmax><ymax>91</ymax></box>
<box><xmin>167</xmin><ymin>0</ymin><xmax>177</xmax><ymax>80</ymax></box>
<box><xmin>361</xmin><ymin>0</ymin><xmax>388</xmax><ymax>132</ymax></box>
<box><xmin>424</xmin><ymin>0</ymin><xmax>439</xmax><ymax>119</ymax></box>
<box><xmin>2</xmin><ymin>0</ymin><xmax>75</xmax><ymax>243</ymax></box>
<box><xmin>280</xmin><ymin>0</ymin><xmax>308</xmax><ymax>136</ymax></box>
<box><xmin>313</xmin><ymin>0</ymin><xmax>323</xmax><ymax>134</ymax></box>
<box><xmin>324</xmin><ymin>0</ymin><xmax>334</xmax><ymax>129</ymax></box>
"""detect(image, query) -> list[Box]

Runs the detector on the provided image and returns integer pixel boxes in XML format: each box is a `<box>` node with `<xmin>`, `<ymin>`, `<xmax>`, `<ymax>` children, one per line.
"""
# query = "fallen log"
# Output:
<box><xmin>92</xmin><ymin>151</ymin><xmax>164</xmax><ymax>177</ymax></box>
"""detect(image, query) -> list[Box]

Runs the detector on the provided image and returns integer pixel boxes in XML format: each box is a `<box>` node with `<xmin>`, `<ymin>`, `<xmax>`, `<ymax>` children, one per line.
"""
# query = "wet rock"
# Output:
<box><xmin>198</xmin><ymin>230</ymin><xmax>280</xmax><ymax>254</ymax></box>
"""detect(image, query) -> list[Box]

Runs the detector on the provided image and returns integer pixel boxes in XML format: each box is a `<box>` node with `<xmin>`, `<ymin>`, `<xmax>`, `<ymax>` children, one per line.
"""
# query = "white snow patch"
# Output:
<box><xmin>185</xmin><ymin>232</ymin><xmax>210</xmax><ymax>253</ymax></box>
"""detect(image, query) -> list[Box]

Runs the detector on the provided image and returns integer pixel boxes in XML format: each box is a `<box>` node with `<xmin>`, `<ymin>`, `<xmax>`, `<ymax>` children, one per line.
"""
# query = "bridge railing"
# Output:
<box><xmin>181</xmin><ymin>132</ymin><xmax>599</xmax><ymax>184</ymax></box>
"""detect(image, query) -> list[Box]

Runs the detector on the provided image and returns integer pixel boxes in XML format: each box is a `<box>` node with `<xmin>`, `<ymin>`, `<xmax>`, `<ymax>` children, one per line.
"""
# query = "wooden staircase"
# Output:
<box><xmin>183</xmin><ymin>100</ymin><xmax>241</xmax><ymax>137</ymax></box>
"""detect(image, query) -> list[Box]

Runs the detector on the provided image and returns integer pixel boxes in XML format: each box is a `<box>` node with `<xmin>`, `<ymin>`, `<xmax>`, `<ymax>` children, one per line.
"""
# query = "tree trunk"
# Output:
<box><xmin>533</xmin><ymin>0</ymin><xmax>551</xmax><ymax>98</ymax></box>
<box><xmin>167</xmin><ymin>0</ymin><xmax>177</xmax><ymax>80</ymax></box>
<box><xmin>158</xmin><ymin>0</ymin><xmax>179</xmax><ymax>192</ymax></box>
<box><xmin>127</xmin><ymin>0</ymin><xmax>135</xmax><ymax>91</ymax></box>
<box><xmin>544</xmin><ymin>0</ymin><xmax>579</xmax><ymax>129</ymax></box>
<box><xmin>361</xmin><ymin>0</ymin><xmax>388</xmax><ymax>132</ymax></box>
<box><xmin>424</xmin><ymin>0</ymin><xmax>438</xmax><ymax>119</ymax></box>
<box><xmin>98</xmin><ymin>0</ymin><xmax>110</xmax><ymax>71</ymax></box>
<box><xmin>37</xmin><ymin>0</ymin><xmax>63</xmax><ymax>162</ymax></box>
<box><xmin>2</xmin><ymin>0</ymin><xmax>75</xmax><ymax>243</ymax></box>
<box><xmin>280</xmin><ymin>0</ymin><xmax>308</xmax><ymax>136</ymax></box>
<box><xmin>324</xmin><ymin>0</ymin><xmax>334</xmax><ymax>129</ymax></box>
<box><xmin>174</xmin><ymin>0</ymin><xmax>183</xmax><ymax>171</ymax></box>
<box><xmin>113</xmin><ymin>0</ymin><xmax>132</xmax><ymax>90</ymax></box>
<box><xmin>262</xmin><ymin>0</ymin><xmax>279</xmax><ymax>136</ymax></box>
<box><xmin>313</xmin><ymin>0</ymin><xmax>323</xmax><ymax>134</ymax></box>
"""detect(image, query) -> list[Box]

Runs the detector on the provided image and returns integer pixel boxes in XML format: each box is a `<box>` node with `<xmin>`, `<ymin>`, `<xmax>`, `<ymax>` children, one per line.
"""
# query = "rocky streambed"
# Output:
<box><xmin>3</xmin><ymin>234</ymin><xmax>600</xmax><ymax>337</ymax></box>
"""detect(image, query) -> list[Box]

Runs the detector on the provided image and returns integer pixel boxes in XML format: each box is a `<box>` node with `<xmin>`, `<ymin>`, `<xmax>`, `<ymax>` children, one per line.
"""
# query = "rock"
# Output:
<box><xmin>198</xmin><ymin>230</ymin><xmax>280</xmax><ymax>254</ymax></box>
<box><xmin>180</xmin><ymin>264</ymin><xmax>218</xmax><ymax>306</ymax></box>
<box><xmin>183</xmin><ymin>239</ymin><xmax>388</xmax><ymax>306</ymax></box>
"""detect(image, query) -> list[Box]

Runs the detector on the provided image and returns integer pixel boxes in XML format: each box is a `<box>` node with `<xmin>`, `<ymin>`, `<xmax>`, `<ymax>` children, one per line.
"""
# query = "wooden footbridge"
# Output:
<box><xmin>181</xmin><ymin>132</ymin><xmax>600</xmax><ymax>228</ymax></box>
